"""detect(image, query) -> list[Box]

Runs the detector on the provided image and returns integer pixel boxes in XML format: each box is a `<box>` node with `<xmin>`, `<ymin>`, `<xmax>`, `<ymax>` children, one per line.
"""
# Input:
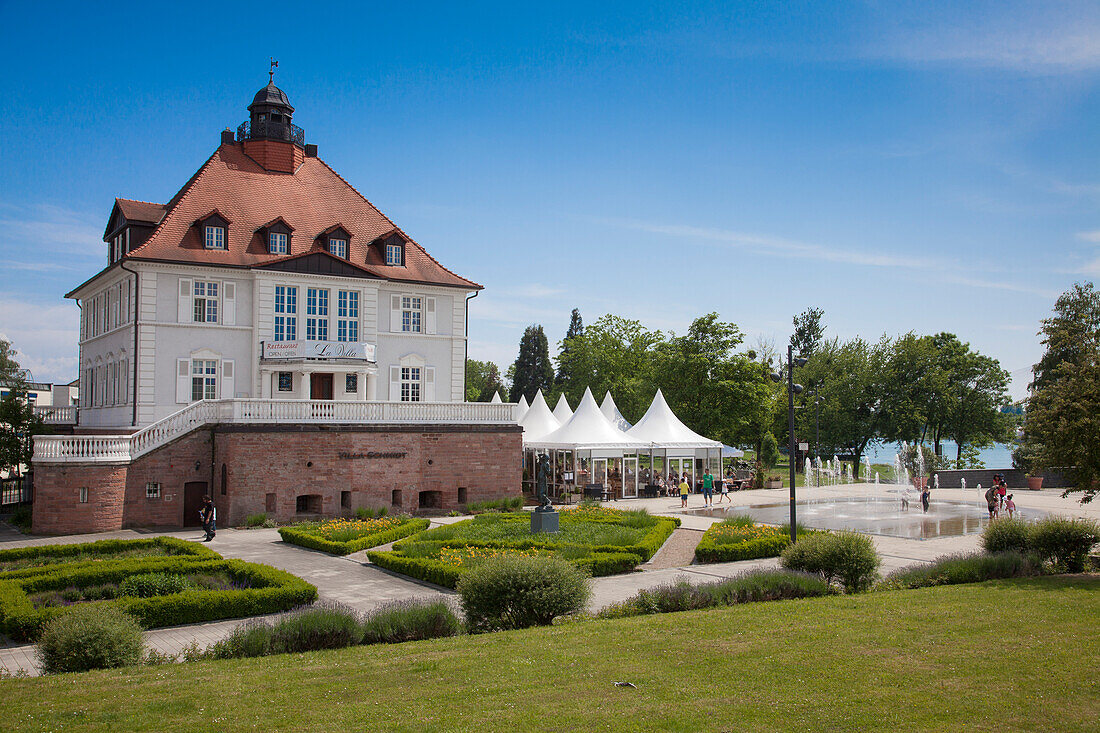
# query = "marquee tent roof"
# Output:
<box><xmin>626</xmin><ymin>389</ymin><xmax>722</xmax><ymax>449</ymax></box>
<box><xmin>514</xmin><ymin>394</ymin><xmax>530</xmax><ymax>421</ymax></box>
<box><xmin>552</xmin><ymin>394</ymin><xmax>573</xmax><ymax>423</ymax></box>
<box><xmin>490</xmin><ymin>392</ymin><xmax>502</xmax><ymax>403</ymax></box>
<box><xmin>599</xmin><ymin>391</ymin><xmax>632</xmax><ymax>431</ymax></box>
<box><xmin>518</xmin><ymin>390</ymin><xmax>560</xmax><ymax>441</ymax></box>
<box><xmin>527</xmin><ymin>388</ymin><xmax>648</xmax><ymax>450</ymax></box>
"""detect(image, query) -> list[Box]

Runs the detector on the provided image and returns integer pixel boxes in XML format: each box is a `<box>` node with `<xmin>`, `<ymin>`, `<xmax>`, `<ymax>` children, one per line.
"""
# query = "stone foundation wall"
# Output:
<box><xmin>33</xmin><ymin>423</ymin><xmax>521</xmax><ymax>534</ymax></box>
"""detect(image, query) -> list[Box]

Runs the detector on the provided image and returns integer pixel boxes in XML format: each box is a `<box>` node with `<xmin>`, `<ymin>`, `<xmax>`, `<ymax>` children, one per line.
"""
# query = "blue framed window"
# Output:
<box><xmin>274</xmin><ymin>285</ymin><xmax>297</xmax><ymax>341</ymax></box>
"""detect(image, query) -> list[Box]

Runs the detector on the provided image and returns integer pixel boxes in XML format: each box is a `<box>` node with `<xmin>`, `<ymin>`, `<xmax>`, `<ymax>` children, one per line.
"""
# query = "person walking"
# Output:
<box><xmin>200</xmin><ymin>496</ymin><xmax>217</xmax><ymax>542</ymax></box>
<box><xmin>718</xmin><ymin>478</ymin><xmax>731</xmax><ymax>504</ymax></box>
<box><xmin>679</xmin><ymin>477</ymin><xmax>690</xmax><ymax>508</ymax></box>
<box><xmin>1005</xmin><ymin>493</ymin><xmax>1016</xmax><ymax>518</ymax></box>
<box><xmin>702</xmin><ymin>469</ymin><xmax>715</xmax><ymax>507</ymax></box>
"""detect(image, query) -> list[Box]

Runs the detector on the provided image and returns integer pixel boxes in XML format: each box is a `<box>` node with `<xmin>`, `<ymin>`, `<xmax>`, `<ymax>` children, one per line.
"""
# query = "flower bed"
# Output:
<box><xmin>0</xmin><ymin>556</ymin><xmax>317</xmax><ymax>641</ymax></box>
<box><xmin>278</xmin><ymin>517</ymin><xmax>429</xmax><ymax>556</ymax></box>
<box><xmin>0</xmin><ymin>537</ymin><xmax>219</xmax><ymax>578</ymax></box>
<box><xmin>367</xmin><ymin>507</ymin><xmax>678</xmax><ymax>588</ymax></box>
<box><xmin>694</xmin><ymin>516</ymin><xmax>804</xmax><ymax>563</ymax></box>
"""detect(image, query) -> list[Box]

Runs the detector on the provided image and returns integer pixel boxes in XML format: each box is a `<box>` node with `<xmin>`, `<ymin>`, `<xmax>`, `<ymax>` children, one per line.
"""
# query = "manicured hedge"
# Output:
<box><xmin>278</xmin><ymin>518</ymin><xmax>429</xmax><ymax>556</ymax></box>
<box><xmin>695</xmin><ymin>533</ymin><xmax>792</xmax><ymax>563</ymax></box>
<box><xmin>366</xmin><ymin>551</ymin><xmax>463</xmax><ymax>588</ymax></box>
<box><xmin>0</xmin><ymin>558</ymin><xmax>316</xmax><ymax>641</ymax></box>
<box><xmin>0</xmin><ymin>537</ymin><xmax>219</xmax><ymax>579</ymax></box>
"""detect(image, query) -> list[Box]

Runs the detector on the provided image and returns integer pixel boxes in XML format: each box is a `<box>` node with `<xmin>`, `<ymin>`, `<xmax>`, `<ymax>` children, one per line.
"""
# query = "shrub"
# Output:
<box><xmin>694</xmin><ymin>517</ymin><xmax>793</xmax><ymax>563</ymax></box>
<box><xmin>596</xmin><ymin>570</ymin><xmax>831</xmax><ymax>619</ymax></box>
<box><xmin>466</xmin><ymin>497</ymin><xmax>524</xmax><ymax>513</ymax></box>
<box><xmin>205</xmin><ymin>619</ymin><xmax>275</xmax><ymax>659</ymax></box>
<box><xmin>361</xmin><ymin>598</ymin><xmax>461</xmax><ymax>644</ymax></box>
<box><xmin>244</xmin><ymin>513</ymin><xmax>268</xmax><ymax>528</ymax></box>
<box><xmin>355</xmin><ymin>506</ymin><xmax>388</xmax><ymax>520</ymax></box>
<box><xmin>878</xmin><ymin>552</ymin><xmax>1042</xmax><ymax>591</ymax></box>
<box><xmin>270</xmin><ymin>602</ymin><xmax>362</xmax><ymax>653</ymax></box>
<box><xmin>118</xmin><ymin>572</ymin><xmax>188</xmax><ymax>598</ymax></box>
<box><xmin>9</xmin><ymin>506</ymin><xmax>31</xmax><ymax>532</ymax></box>
<box><xmin>982</xmin><ymin>517</ymin><xmax>1031</xmax><ymax>555</ymax></box>
<box><xmin>0</xmin><ymin>537</ymin><xmax>219</xmax><ymax>578</ymax></box>
<box><xmin>457</xmin><ymin>555</ymin><xmax>590</xmax><ymax>633</ymax></box>
<box><xmin>1027</xmin><ymin>516</ymin><xmax>1100</xmax><ymax>572</ymax></box>
<box><xmin>781</xmin><ymin>531</ymin><xmax>880</xmax><ymax>593</ymax></box>
<box><xmin>36</xmin><ymin>604</ymin><xmax>144</xmax><ymax>674</ymax></box>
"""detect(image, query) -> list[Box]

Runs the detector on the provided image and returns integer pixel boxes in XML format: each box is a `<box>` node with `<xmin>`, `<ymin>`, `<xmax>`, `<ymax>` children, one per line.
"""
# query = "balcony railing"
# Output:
<box><xmin>237</xmin><ymin>120</ymin><xmax>305</xmax><ymax>147</ymax></box>
<box><xmin>33</xmin><ymin>405</ymin><xmax>78</xmax><ymax>425</ymax></box>
<box><xmin>33</xmin><ymin>399</ymin><xmax>518</xmax><ymax>464</ymax></box>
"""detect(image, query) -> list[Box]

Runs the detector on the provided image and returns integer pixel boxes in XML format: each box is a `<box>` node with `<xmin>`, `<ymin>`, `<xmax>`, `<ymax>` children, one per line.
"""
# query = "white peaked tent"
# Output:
<box><xmin>529</xmin><ymin>388</ymin><xmax>647</xmax><ymax>451</ymax></box>
<box><xmin>514</xmin><ymin>394</ymin><xmax>530</xmax><ymax>421</ymax></box>
<box><xmin>490</xmin><ymin>392</ymin><xmax>503</xmax><ymax>403</ymax></box>
<box><xmin>552</xmin><ymin>393</ymin><xmax>574</xmax><ymax>423</ymax></box>
<box><xmin>627</xmin><ymin>389</ymin><xmax>722</xmax><ymax>450</ymax></box>
<box><xmin>527</xmin><ymin>388</ymin><xmax>648</xmax><ymax>499</ymax></box>
<box><xmin>517</xmin><ymin>390</ymin><xmax>560</xmax><ymax>441</ymax></box>
<box><xmin>600</xmin><ymin>391</ymin><xmax>633</xmax><ymax>431</ymax></box>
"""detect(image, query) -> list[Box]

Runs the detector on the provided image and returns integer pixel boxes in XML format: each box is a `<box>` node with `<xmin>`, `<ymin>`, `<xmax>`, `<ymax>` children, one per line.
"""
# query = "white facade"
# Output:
<box><xmin>72</xmin><ymin>261</ymin><xmax>471</xmax><ymax>428</ymax></box>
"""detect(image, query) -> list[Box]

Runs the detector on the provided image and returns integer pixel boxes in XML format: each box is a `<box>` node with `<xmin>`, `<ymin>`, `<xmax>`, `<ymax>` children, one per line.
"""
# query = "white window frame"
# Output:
<box><xmin>191</xmin><ymin>359</ymin><xmax>218</xmax><ymax>401</ymax></box>
<box><xmin>204</xmin><ymin>225</ymin><xmax>226</xmax><ymax>250</ymax></box>
<box><xmin>146</xmin><ymin>482</ymin><xmax>161</xmax><ymax>499</ymax></box>
<box><xmin>400</xmin><ymin>366</ymin><xmax>422</xmax><ymax>402</ymax></box>
<box><xmin>337</xmin><ymin>290</ymin><xmax>359</xmax><ymax>342</ymax></box>
<box><xmin>274</xmin><ymin>285</ymin><xmax>297</xmax><ymax>341</ymax></box>
<box><xmin>328</xmin><ymin>238</ymin><xmax>347</xmax><ymax>258</ymax></box>
<box><xmin>193</xmin><ymin>281</ymin><xmax>219</xmax><ymax>323</ymax></box>
<box><xmin>401</xmin><ymin>295</ymin><xmax>422</xmax><ymax>333</ymax></box>
<box><xmin>306</xmin><ymin>287</ymin><xmax>329</xmax><ymax>341</ymax></box>
<box><xmin>269</xmin><ymin>232</ymin><xmax>288</xmax><ymax>254</ymax></box>
<box><xmin>386</xmin><ymin>242</ymin><xmax>403</xmax><ymax>266</ymax></box>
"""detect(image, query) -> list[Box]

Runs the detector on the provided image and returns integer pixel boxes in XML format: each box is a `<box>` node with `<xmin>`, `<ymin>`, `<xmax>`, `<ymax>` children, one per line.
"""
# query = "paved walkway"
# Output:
<box><xmin>2</xmin><ymin>482</ymin><xmax>1095</xmax><ymax>676</ymax></box>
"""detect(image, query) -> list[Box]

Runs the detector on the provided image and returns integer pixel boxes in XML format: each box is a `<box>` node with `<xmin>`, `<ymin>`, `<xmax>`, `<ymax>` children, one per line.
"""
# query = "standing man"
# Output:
<box><xmin>200</xmin><ymin>496</ymin><xmax>217</xmax><ymax>542</ymax></box>
<box><xmin>702</xmin><ymin>468</ymin><xmax>715</xmax><ymax>507</ymax></box>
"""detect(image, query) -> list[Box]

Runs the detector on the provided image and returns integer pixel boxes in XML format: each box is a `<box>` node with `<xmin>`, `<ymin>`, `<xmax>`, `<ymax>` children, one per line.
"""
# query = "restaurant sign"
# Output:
<box><xmin>262</xmin><ymin>340</ymin><xmax>376</xmax><ymax>362</ymax></box>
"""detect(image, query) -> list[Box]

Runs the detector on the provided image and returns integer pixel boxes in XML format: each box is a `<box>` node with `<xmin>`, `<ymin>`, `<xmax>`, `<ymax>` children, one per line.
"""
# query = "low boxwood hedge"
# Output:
<box><xmin>368</xmin><ymin>543</ymin><xmax>645</xmax><ymax>589</ymax></box>
<box><xmin>278</xmin><ymin>518</ymin><xmax>429</xmax><ymax>556</ymax></box>
<box><xmin>0</xmin><ymin>557</ymin><xmax>316</xmax><ymax>641</ymax></box>
<box><xmin>0</xmin><ymin>537</ymin><xmax>219</xmax><ymax>579</ymax></box>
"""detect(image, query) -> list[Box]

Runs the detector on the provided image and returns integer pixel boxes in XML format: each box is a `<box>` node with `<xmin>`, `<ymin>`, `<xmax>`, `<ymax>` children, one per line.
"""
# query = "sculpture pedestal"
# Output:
<box><xmin>530</xmin><ymin>510</ymin><xmax>559</xmax><ymax>534</ymax></box>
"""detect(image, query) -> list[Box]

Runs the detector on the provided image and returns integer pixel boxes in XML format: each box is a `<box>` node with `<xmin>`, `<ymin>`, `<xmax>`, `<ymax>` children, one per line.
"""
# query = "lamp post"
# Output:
<box><xmin>772</xmin><ymin>345</ymin><xmax>808</xmax><ymax>543</ymax></box>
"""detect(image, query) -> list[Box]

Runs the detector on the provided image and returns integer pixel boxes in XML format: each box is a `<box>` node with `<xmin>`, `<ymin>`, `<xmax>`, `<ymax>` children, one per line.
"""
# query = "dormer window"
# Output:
<box><xmin>328</xmin><ymin>238</ymin><xmax>347</xmax><ymax>258</ymax></box>
<box><xmin>196</xmin><ymin>211</ymin><xmax>230</xmax><ymax>251</ymax></box>
<box><xmin>262</xmin><ymin>218</ymin><xmax>293</xmax><ymax>256</ymax></box>
<box><xmin>269</xmin><ymin>232</ymin><xmax>288</xmax><ymax>254</ymax></box>
<box><xmin>205</xmin><ymin>225</ymin><xmax>226</xmax><ymax>250</ymax></box>
<box><xmin>386</xmin><ymin>242</ymin><xmax>404</xmax><ymax>266</ymax></box>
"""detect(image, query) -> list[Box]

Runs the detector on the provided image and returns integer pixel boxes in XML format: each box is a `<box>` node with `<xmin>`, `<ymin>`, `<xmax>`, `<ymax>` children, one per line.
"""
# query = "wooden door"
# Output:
<box><xmin>183</xmin><ymin>481</ymin><xmax>208</xmax><ymax>527</ymax></box>
<box><xmin>310</xmin><ymin>373</ymin><xmax>334</xmax><ymax>400</ymax></box>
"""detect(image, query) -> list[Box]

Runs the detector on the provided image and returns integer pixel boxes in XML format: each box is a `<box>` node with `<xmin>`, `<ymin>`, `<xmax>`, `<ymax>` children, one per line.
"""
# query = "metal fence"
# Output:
<box><xmin>1</xmin><ymin>475</ymin><xmax>31</xmax><ymax>507</ymax></box>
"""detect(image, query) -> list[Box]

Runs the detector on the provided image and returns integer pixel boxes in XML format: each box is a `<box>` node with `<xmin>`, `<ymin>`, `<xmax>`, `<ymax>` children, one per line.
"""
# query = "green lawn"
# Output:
<box><xmin>3</xmin><ymin>575</ymin><xmax>1098</xmax><ymax>731</ymax></box>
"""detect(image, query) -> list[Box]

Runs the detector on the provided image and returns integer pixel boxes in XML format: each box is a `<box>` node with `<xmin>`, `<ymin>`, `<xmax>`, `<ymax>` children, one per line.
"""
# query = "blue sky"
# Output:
<box><xmin>2</xmin><ymin>1</ymin><xmax>1099</xmax><ymax>399</ymax></box>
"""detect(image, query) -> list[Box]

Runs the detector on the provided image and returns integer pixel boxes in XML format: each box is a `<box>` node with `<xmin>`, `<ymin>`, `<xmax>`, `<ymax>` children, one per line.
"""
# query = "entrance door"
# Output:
<box><xmin>310</xmin><ymin>373</ymin><xmax>334</xmax><ymax>400</ymax></box>
<box><xmin>592</xmin><ymin>459</ymin><xmax>608</xmax><ymax>490</ymax></box>
<box><xmin>623</xmin><ymin>456</ymin><xmax>638</xmax><ymax>498</ymax></box>
<box><xmin>183</xmin><ymin>481</ymin><xmax>208</xmax><ymax>527</ymax></box>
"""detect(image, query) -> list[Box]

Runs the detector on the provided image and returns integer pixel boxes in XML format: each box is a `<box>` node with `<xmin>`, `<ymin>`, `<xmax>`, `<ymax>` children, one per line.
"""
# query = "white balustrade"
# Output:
<box><xmin>33</xmin><ymin>399</ymin><xmax>518</xmax><ymax>464</ymax></box>
<box><xmin>32</xmin><ymin>406</ymin><xmax>78</xmax><ymax>424</ymax></box>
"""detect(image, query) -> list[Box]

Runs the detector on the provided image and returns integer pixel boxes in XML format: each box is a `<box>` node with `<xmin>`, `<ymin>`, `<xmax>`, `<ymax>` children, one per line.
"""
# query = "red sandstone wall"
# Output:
<box><xmin>33</xmin><ymin>425</ymin><xmax>522</xmax><ymax>534</ymax></box>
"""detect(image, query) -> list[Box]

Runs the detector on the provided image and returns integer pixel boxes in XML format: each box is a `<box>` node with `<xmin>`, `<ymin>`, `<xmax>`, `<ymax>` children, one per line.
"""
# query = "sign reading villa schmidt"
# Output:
<box><xmin>338</xmin><ymin>450</ymin><xmax>407</xmax><ymax>460</ymax></box>
<box><xmin>262</xmin><ymin>341</ymin><xmax>376</xmax><ymax>362</ymax></box>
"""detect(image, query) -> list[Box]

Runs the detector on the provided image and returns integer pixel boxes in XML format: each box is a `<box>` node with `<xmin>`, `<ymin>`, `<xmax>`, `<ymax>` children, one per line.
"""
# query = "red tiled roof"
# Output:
<box><xmin>116</xmin><ymin>198</ymin><xmax>167</xmax><ymax>224</ymax></box>
<box><xmin>123</xmin><ymin>143</ymin><xmax>480</xmax><ymax>289</ymax></box>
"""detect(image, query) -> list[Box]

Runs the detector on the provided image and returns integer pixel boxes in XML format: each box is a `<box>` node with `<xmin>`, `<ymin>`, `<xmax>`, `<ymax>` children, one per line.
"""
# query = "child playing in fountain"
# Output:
<box><xmin>1005</xmin><ymin>493</ymin><xmax>1016</xmax><ymax>517</ymax></box>
<box><xmin>901</xmin><ymin>486</ymin><xmax>912</xmax><ymax>510</ymax></box>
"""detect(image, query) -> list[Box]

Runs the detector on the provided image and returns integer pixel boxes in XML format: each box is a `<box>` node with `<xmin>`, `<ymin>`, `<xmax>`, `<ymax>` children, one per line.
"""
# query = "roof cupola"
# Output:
<box><xmin>236</xmin><ymin>60</ymin><xmax>307</xmax><ymax>173</ymax></box>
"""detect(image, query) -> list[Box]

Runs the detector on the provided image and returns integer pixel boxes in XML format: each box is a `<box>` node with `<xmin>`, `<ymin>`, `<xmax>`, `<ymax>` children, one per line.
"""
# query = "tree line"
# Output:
<box><xmin>466</xmin><ymin>307</ymin><xmax>1016</xmax><ymax>476</ymax></box>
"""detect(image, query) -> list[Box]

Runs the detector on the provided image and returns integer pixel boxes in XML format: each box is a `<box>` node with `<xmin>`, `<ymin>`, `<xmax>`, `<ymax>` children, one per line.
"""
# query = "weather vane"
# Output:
<box><xmin>269</xmin><ymin>57</ymin><xmax>278</xmax><ymax>83</ymax></box>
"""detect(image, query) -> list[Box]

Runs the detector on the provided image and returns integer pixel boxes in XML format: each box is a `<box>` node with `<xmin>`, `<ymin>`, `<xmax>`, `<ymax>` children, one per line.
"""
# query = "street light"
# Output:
<box><xmin>771</xmin><ymin>345</ymin><xmax>808</xmax><ymax>544</ymax></box>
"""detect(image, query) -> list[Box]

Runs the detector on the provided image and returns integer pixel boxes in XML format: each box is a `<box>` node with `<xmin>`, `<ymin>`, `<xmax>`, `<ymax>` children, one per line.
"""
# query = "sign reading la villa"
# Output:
<box><xmin>261</xmin><ymin>340</ymin><xmax>377</xmax><ymax>362</ymax></box>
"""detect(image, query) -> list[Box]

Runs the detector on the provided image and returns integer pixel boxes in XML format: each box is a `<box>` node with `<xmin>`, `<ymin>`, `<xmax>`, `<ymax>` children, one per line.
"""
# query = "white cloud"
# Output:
<box><xmin>862</xmin><ymin>1</ymin><xmax>1100</xmax><ymax>73</ymax></box>
<box><xmin>0</xmin><ymin>202</ymin><xmax>103</xmax><ymax>260</ymax></box>
<box><xmin>1076</xmin><ymin>230</ymin><xmax>1100</xmax><ymax>243</ymax></box>
<box><xmin>0</xmin><ymin>298</ymin><xmax>80</xmax><ymax>384</ymax></box>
